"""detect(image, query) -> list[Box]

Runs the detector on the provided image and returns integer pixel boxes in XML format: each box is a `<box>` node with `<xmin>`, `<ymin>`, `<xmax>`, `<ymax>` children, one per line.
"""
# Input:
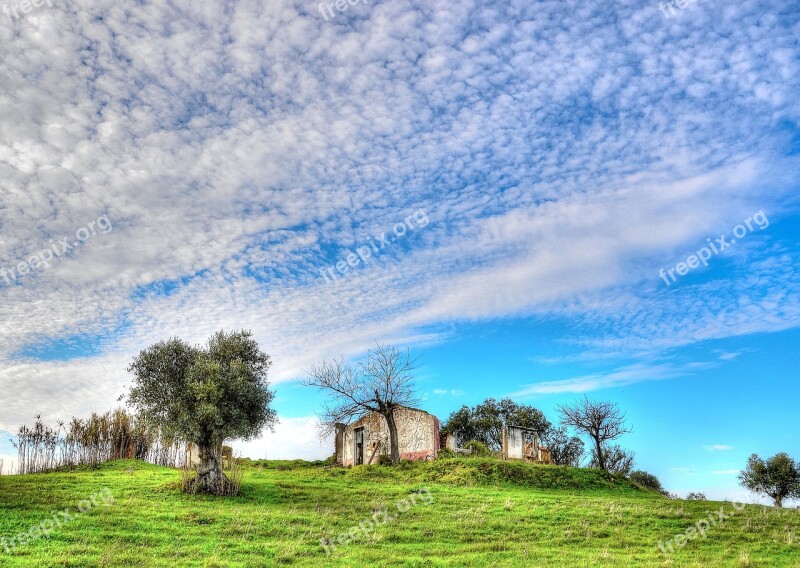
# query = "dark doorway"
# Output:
<box><xmin>354</xmin><ymin>427</ymin><xmax>364</xmax><ymax>465</ymax></box>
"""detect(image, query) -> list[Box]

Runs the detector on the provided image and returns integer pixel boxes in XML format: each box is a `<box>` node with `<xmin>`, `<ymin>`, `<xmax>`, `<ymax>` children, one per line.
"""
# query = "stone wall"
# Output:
<box><xmin>335</xmin><ymin>407</ymin><xmax>440</xmax><ymax>466</ymax></box>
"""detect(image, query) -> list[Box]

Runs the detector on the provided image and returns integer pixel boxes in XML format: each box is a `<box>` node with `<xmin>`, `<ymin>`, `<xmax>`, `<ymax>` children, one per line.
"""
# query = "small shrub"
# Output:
<box><xmin>180</xmin><ymin>456</ymin><xmax>243</xmax><ymax>496</ymax></box>
<box><xmin>463</xmin><ymin>440</ymin><xmax>495</xmax><ymax>457</ymax></box>
<box><xmin>180</xmin><ymin>466</ymin><xmax>198</xmax><ymax>495</ymax></box>
<box><xmin>630</xmin><ymin>470</ymin><xmax>665</xmax><ymax>494</ymax></box>
<box><xmin>378</xmin><ymin>454</ymin><xmax>393</xmax><ymax>466</ymax></box>
<box><xmin>686</xmin><ymin>492</ymin><xmax>707</xmax><ymax>500</ymax></box>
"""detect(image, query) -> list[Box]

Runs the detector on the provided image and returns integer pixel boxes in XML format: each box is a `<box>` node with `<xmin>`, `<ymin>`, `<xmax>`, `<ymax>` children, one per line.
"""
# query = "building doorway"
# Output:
<box><xmin>354</xmin><ymin>427</ymin><xmax>365</xmax><ymax>465</ymax></box>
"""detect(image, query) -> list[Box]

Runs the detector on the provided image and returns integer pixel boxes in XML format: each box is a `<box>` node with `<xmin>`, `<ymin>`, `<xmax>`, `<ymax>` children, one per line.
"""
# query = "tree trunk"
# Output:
<box><xmin>773</xmin><ymin>497</ymin><xmax>783</xmax><ymax>508</ymax></box>
<box><xmin>594</xmin><ymin>438</ymin><xmax>605</xmax><ymax>471</ymax></box>
<box><xmin>385</xmin><ymin>409</ymin><xmax>401</xmax><ymax>465</ymax></box>
<box><xmin>196</xmin><ymin>443</ymin><xmax>225</xmax><ymax>495</ymax></box>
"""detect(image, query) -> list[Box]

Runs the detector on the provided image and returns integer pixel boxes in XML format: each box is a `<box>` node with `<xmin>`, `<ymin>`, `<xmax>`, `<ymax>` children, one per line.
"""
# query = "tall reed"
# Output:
<box><xmin>13</xmin><ymin>409</ymin><xmax>189</xmax><ymax>474</ymax></box>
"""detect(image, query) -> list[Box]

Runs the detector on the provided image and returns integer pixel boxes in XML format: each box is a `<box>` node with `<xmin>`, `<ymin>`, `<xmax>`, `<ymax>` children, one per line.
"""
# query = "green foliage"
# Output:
<box><xmin>127</xmin><ymin>330</ymin><xmax>276</xmax><ymax>495</ymax></box>
<box><xmin>739</xmin><ymin>452</ymin><xmax>800</xmax><ymax>507</ymax></box>
<box><xmin>629</xmin><ymin>470</ymin><xmax>665</xmax><ymax>494</ymax></box>
<box><xmin>127</xmin><ymin>330</ymin><xmax>276</xmax><ymax>450</ymax></box>
<box><xmin>463</xmin><ymin>440</ymin><xmax>496</xmax><ymax>457</ymax></box>
<box><xmin>435</xmin><ymin>447</ymin><xmax>458</xmax><ymax>459</ymax></box>
<box><xmin>541</xmin><ymin>426</ymin><xmax>585</xmax><ymax>467</ymax></box>
<box><xmin>442</xmin><ymin>398</ymin><xmax>551</xmax><ymax>451</ymax></box>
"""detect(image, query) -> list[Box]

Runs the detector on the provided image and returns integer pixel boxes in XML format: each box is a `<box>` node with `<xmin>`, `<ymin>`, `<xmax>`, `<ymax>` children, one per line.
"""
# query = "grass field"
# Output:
<box><xmin>0</xmin><ymin>458</ymin><xmax>798</xmax><ymax>567</ymax></box>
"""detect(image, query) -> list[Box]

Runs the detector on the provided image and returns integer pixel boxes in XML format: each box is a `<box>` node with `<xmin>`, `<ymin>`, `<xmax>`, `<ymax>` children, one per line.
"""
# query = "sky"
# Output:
<box><xmin>0</xmin><ymin>0</ymin><xmax>798</xmax><ymax>502</ymax></box>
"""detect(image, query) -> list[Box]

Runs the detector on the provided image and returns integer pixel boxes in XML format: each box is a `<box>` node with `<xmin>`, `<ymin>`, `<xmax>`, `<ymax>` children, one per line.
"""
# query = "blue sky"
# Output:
<box><xmin>0</xmin><ymin>0</ymin><xmax>798</xmax><ymax>502</ymax></box>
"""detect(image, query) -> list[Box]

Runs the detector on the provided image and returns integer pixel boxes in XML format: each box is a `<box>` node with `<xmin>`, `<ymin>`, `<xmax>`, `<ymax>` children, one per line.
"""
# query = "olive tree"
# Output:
<box><xmin>127</xmin><ymin>330</ymin><xmax>276</xmax><ymax>495</ymax></box>
<box><xmin>305</xmin><ymin>344</ymin><xmax>419</xmax><ymax>465</ymax></box>
<box><xmin>739</xmin><ymin>453</ymin><xmax>800</xmax><ymax>508</ymax></box>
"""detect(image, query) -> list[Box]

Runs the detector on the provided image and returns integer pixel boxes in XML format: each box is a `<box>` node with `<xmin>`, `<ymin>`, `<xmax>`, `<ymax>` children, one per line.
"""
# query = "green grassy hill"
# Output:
<box><xmin>0</xmin><ymin>459</ymin><xmax>798</xmax><ymax>566</ymax></box>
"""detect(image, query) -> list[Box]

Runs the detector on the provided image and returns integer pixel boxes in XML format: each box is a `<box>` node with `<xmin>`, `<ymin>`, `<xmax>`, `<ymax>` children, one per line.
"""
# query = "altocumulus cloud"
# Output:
<box><xmin>0</xmin><ymin>0</ymin><xmax>799</xmax><ymax>448</ymax></box>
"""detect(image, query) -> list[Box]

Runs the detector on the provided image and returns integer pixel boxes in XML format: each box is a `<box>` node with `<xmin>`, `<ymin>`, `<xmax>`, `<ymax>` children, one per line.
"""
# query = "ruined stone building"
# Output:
<box><xmin>334</xmin><ymin>407</ymin><xmax>441</xmax><ymax>466</ymax></box>
<box><xmin>501</xmin><ymin>425</ymin><xmax>552</xmax><ymax>464</ymax></box>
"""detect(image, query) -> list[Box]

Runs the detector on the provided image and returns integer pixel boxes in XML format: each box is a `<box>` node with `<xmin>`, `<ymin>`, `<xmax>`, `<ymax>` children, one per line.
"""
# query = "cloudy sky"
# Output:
<box><xmin>1</xmin><ymin>0</ymin><xmax>798</xmax><ymax>500</ymax></box>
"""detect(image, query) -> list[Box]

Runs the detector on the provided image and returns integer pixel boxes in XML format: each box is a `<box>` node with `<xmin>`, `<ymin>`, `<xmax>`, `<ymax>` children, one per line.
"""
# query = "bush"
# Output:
<box><xmin>463</xmin><ymin>440</ymin><xmax>496</xmax><ymax>457</ymax></box>
<box><xmin>591</xmin><ymin>445</ymin><xmax>635</xmax><ymax>476</ymax></box>
<box><xmin>686</xmin><ymin>492</ymin><xmax>707</xmax><ymax>500</ymax></box>
<box><xmin>629</xmin><ymin>470</ymin><xmax>665</xmax><ymax>494</ymax></box>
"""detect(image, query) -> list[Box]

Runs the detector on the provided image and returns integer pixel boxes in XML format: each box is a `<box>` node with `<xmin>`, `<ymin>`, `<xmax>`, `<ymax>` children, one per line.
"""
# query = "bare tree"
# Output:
<box><xmin>558</xmin><ymin>396</ymin><xmax>631</xmax><ymax>472</ymax></box>
<box><xmin>304</xmin><ymin>344</ymin><xmax>420</xmax><ymax>465</ymax></box>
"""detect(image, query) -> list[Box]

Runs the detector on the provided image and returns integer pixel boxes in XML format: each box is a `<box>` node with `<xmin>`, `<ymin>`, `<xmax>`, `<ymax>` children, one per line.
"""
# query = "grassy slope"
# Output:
<box><xmin>0</xmin><ymin>459</ymin><xmax>798</xmax><ymax>567</ymax></box>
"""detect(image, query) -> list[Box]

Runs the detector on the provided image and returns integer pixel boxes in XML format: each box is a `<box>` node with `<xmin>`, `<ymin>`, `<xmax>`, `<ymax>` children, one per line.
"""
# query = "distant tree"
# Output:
<box><xmin>541</xmin><ymin>426</ymin><xmax>585</xmax><ymax>467</ymax></box>
<box><xmin>441</xmin><ymin>406</ymin><xmax>477</xmax><ymax>447</ymax></box>
<box><xmin>630</xmin><ymin>470</ymin><xmax>665</xmax><ymax>494</ymax></box>
<box><xmin>558</xmin><ymin>396</ymin><xmax>631</xmax><ymax>472</ymax></box>
<box><xmin>304</xmin><ymin>345</ymin><xmax>419</xmax><ymax>465</ymax></box>
<box><xmin>127</xmin><ymin>330</ymin><xmax>276</xmax><ymax>495</ymax></box>
<box><xmin>591</xmin><ymin>444</ymin><xmax>635</xmax><ymax>476</ymax></box>
<box><xmin>686</xmin><ymin>492</ymin><xmax>707</xmax><ymax>501</ymax></box>
<box><xmin>739</xmin><ymin>453</ymin><xmax>800</xmax><ymax>508</ymax></box>
<box><xmin>442</xmin><ymin>398</ymin><xmax>551</xmax><ymax>451</ymax></box>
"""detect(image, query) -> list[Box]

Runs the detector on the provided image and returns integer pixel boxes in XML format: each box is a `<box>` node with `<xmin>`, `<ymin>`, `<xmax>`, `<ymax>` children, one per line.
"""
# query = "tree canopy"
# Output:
<box><xmin>739</xmin><ymin>452</ymin><xmax>800</xmax><ymax>508</ymax></box>
<box><xmin>442</xmin><ymin>398</ymin><xmax>551</xmax><ymax>451</ymax></box>
<box><xmin>127</xmin><ymin>330</ymin><xmax>276</xmax><ymax>494</ymax></box>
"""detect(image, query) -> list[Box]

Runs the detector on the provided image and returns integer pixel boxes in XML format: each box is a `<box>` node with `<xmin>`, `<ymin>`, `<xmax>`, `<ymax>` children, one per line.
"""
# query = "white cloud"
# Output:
<box><xmin>229</xmin><ymin>416</ymin><xmax>331</xmax><ymax>462</ymax></box>
<box><xmin>717</xmin><ymin>353</ymin><xmax>741</xmax><ymax>361</ymax></box>
<box><xmin>511</xmin><ymin>360</ymin><xmax>710</xmax><ymax>396</ymax></box>
<box><xmin>0</xmin><ymin>453</ymin><xmax>17</xmax><ymax>475</ymax></box>
<box><xmin>704</xmin><ymin>445</ymin><xmax>734</xmax><ymax>452</ymax></box>
<box><xmin>0</xmin><ymin>0</ymin><xmax>799</xmax><ymax>438</ymax></box>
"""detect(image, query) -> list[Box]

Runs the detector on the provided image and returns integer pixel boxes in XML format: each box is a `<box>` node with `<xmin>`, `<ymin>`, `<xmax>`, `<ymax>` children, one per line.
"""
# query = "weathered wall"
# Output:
<box><xmin>335</xmin><ymin>407</ymin><xmax>440</xmax><ymax>466</ymax></box>
<box><xmin>185</xmin><ymin>444</ymin><xmax>233</xmax><ymax>467</ymax></box>
<box><xmin>502</xmin><ymin>426</ymin><xmax>550</xmax><ymax>463</ymax></box>
<box><xmin>502</xmin><ymin>426</ymin><xmax>526</xmax><ymax>460</ymax></box>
